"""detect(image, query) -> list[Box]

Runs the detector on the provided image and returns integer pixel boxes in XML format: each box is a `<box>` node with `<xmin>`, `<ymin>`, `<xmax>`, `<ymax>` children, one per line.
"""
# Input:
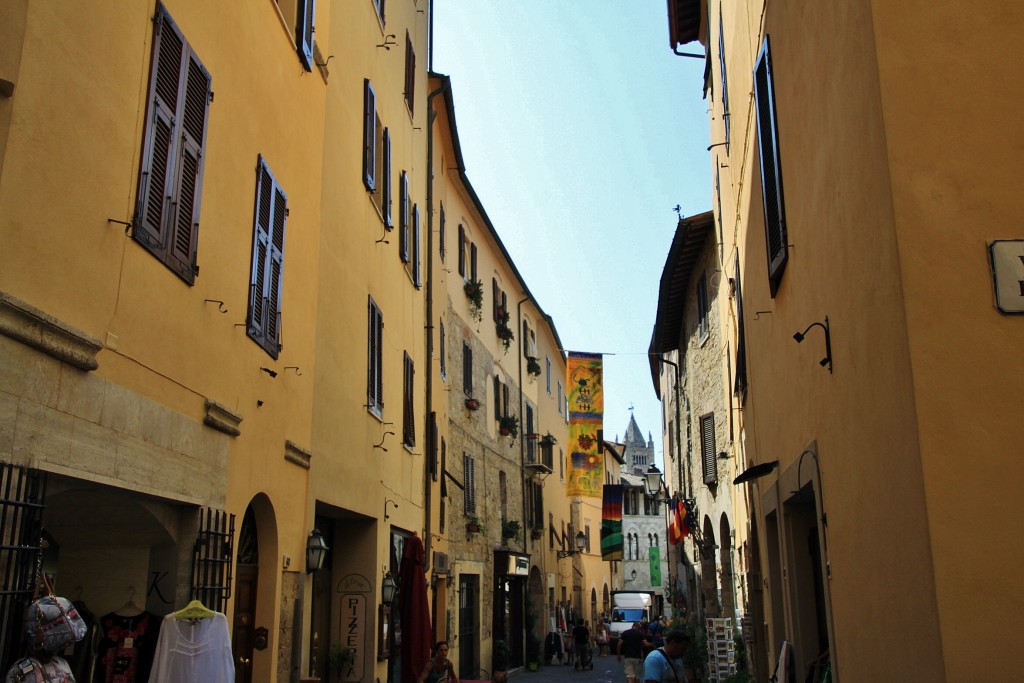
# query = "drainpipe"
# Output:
<box><xmin>516</xmin><ymin>296</ymin><xmax>530</xmax><ymax>551</ymax></box>
<box><xmin>423</xmin><ymin>78</ymin><xmax>450</xmax><ymax>563</ymax></box>
<box><xmin>659</xmin><ymin>357</ymin><xmax>685</xmax><ymax>496</ymax></box>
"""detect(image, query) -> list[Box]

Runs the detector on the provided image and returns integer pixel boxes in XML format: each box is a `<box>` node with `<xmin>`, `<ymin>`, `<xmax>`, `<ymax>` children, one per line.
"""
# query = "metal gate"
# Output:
<box><xmin>191</xmin><ymin>507</ymin><xmax>235</xmax><ymax>612</ymax></box>
<box><xmin>0</xmin><ymin>463</ymin><xmax>47</xmax><ymax>669</ymax></box>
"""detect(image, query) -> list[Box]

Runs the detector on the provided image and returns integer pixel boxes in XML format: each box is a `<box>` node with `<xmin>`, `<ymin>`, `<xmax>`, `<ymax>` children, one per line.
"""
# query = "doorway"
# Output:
<box><xmin>458</xmin><ymin>574</ymin><xmax>479</xmax><ymax>679</ymax></box>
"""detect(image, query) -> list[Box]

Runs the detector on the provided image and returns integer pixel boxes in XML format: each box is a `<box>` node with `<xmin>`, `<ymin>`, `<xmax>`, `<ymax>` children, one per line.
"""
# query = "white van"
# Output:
<box><xmin>608</xmin><ymin>591</ymin><xmax>653</xmax><ymax>643</ymax></box>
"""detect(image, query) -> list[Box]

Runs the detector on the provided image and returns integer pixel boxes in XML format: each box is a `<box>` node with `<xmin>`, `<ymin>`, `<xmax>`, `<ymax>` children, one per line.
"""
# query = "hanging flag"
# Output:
<box><xmin>566</xmin><ymin>352</ymin><xmax>603</xmax><ymax>497</ymax></box>
<box><xmin>601</xmin><ymin>485</ymin><xmax>623</xmax><ymax>561</ymax></box>
<box><xmin>649</xmin><ymin>546</ymin><xmax>662</xmax><ymax>586</ymax></box>
<box><xmin>668</xmin><ymin>499</ymin><xmax>682</xmax><ymax>545</ymax></box>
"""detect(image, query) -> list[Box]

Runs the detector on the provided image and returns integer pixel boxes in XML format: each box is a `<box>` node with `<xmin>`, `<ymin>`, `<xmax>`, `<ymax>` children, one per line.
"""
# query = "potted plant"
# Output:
<box><xmin>465</xmin><ymin>397</ymin><xmax>480</xmax><ymax>411</ymax></box>
<box><xmin>498</xmin><ymin>414</ymin><xmax>519</xmax><ymax>438</ymax></box>
<box><xmin>329</xmin><ymin>642</ymin><xmax>356</xmax><ymax>682</ymax></box>
<box><xmin>496</xmin><ymin>323</ymin><xmax>514</xmax><ymax>352</ymax></box>
<box><xmin>500</xmin><ymin>518</ymin><xmax>521</xmax><ymax>543</ymax></box>
<box><xmin>530</xmin><ymin>526</ymin><xmax>543</xmax><ymax>541</ymax></box>
<box><xmin>526</xmin><ymin>357</ymin><xmax>541</xmax><ymax>377</ymax></box>
<box><xmin>464</xmin><ymin>279</ymin><xmax>483</xmax><ymax>322</ymax></box>
<box><xmin>466</xmin><ymin>517</ymin><xmax>484</xmax><ymax>534</ymax></box>
<box><xmin>492</xmin><ymin>639</ymin><xmax>510</xmax><ymax>683</ymax></box>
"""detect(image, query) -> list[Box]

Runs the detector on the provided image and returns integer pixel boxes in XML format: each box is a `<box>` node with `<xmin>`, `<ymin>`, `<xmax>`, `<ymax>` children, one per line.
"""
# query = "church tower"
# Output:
<box><xmin>619</xmin><ymin>411</ymin><xmax>654</xmax><ymax>477</ymax></box>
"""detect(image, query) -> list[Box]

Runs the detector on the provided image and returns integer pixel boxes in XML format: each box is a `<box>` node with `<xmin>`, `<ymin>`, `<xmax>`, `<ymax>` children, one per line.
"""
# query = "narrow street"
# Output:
<box><xmin>510</xmin><ymin>654</ymin><xmax>624</xmax><ymax>683</ymax></box>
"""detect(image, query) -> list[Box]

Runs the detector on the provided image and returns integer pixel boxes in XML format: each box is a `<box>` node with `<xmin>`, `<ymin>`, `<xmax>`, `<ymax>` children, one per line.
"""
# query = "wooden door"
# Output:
<box><xmin>233</xmin><ymin>564</ymin><xmax>258</xmax><ymax>683</ymax></box>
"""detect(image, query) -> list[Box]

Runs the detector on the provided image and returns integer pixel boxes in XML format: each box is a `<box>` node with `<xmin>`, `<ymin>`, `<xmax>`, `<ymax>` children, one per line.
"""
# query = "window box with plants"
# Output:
<box><xmin>465</xmin><ymin>397</ymin><xmax>480</xmax><ymax>411</ymax></box>
<box><xmin>501</xmin><ymin>518</ymin><xmax>521</xmax><ymax>543</ymax></box>
<box><xmin>464</xmin><ymin>279</ymin><xmax>483</xmax><ymax>322</ymax></box>
<box><xmin>526</xmin><ymin>356</ymin><xmax>542</xmax><ymax>377</ymax></box>
<box><xmin>498</xmin><ymin>414</ymin><xmax>519</xmax><ymax>438</ymax></box>
<box><xmin>495</xmin><ymin>308</ymin><xmax>514</xmax><ymax>352</ymax></box>
<box><xmin>530</xmin><ymin>526</ymin><xmax>543</xmax><ymax>541</ymax></box>
<box><xmin>466</xmin><ymin>517</ymin><xmax>485</xmax><ymax>534</ymax></box>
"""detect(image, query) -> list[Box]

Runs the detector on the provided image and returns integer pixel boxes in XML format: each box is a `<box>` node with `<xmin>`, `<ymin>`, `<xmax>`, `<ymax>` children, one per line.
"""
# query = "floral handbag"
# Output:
<box><xmin>3</xmin><ymin>655</ymin><xmax>74</xmax><ymax>683</ymax></box>
<box><xmin>22</xmin><ymin>575</ymin><xmax>87</xmax><ymax>654</ymax></box>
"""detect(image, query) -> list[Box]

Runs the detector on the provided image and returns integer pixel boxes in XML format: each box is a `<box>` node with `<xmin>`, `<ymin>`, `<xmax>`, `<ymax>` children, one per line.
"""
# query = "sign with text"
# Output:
<box><xmin>338</xmin><ymin>593</ymin><xmax>366</xmax><ymax>681</ymax></box>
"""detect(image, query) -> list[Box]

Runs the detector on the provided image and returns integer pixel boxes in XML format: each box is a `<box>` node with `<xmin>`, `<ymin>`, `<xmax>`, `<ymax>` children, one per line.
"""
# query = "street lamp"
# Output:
<box><xmin>557</xmin><ymin>530</ymin><xmax>587</xmax><ymax>559</ymax></box>
<box><xmin>381</xmin><ymin>570</ymin><xmax>398</xmax><ymax>604</ymax></box>
<box><xmin>645</xmin><ymin>464</ymin><xmax>671</xmax><ymax>502</ymax></box>
<box><xmin>306</xmin><ymin>528</ymin><xmax>329</xmax><ymax>573</ymax></box>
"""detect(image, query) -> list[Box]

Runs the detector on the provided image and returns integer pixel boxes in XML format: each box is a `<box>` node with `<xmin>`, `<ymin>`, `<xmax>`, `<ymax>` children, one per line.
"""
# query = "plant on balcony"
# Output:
<box><xmin>526</xmin><ymin>356</ymin><xmax>542</xmax><ymax>377</ymax></box>
<box><xmin>464</xmin><ymin>279</ymin><xmax>483</xmax><ymax>322</ymax></box>
<box><xmin>496</xmin><ymin>323</ymin><xmax>514</xmax><ymax>352</ymax></box>
<box><xmin>466</xmin><ymin>516</ymin><xmax>485</xmax><ymax>534</ymax></box>
<box><xmin>465</xmin><ymin>397</ymin><xmax>480</xmax><ymax>411</ymax></box>
<box><xmin>501</xmin><ymin>518</ymin><xmax>521</xmax><ymax>542</ymax></box>
<box><xmin>498</xmin><ymin>414</ymin><xmax>519</xmax><ymax>439</ymax></box>
<box><xmin>530</xmin><ymin>526</ymin><xmax>543</xmax><ymax>540</ymax></box>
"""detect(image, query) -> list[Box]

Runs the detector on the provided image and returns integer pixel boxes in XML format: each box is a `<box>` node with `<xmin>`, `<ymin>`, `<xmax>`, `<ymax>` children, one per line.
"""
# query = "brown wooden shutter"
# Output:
<box><xmin>458</xmin><ymin>224</ymin><xmax>466</xmax><ymax>276</ymax></box>
<box><xmin>399</xmin><ymin>171</ymin><xmax>409</xmax><ymax>262</ymax></box>
<box><xmin>754</xmin><ymin>36</ymin><xmax>788</xmax><ymax>297</ymax></box>
<box><xmin>296</xmin><ymin>0</ymin><xmax>315</xmax><ymax>71</ymax></box>
<box><xmin>470</xmin><ymin>243</ymin><xmax>478</xmax><ymax>281</ymax></box>
<box><xmin>363</xmin><ymin>80</ymin><xmax>376</xmax><ymax>191</ymax></box>
<box><xmin>413</xmin><ymin>205</ymin><xmax>421</xmax><ymax>287</ymax></box>
<box><xmin>383</xmin><ymin>128</ymin><xmax>392</xmax><ymax>229</ymax></box>
<box><xmin>701</xmin><ymin>413</ymin><xmax>717</xmax><ymax>484</ymax></box>
<box><xmin>404</xmin><ymin>31</ymin><xmax>415</xmax><ymax>115</ymax></box>
<box><xmin>494</xmin><ymin>376</ymin><xmax>501</xmax><ymax>420</ymax></box>
<box><xmin>368</xmin><ymin>298</ymin><xmax>384</xmax><ymax>412</ymax></box>
<box><xmin>439</xmin><ymin>203</ymin><xmax>446</xmax><ymax>261</ymax></box>
<box><xmin>492</xmin><ymin>279</ymin><xmax>499</xmax><ymax>322</ymax></box>
<box><xmin>404</xmin><ymin>352</ymin><xmax>415</xmax><ymax>447</ymax></box>
<box><xmin>247</xmin><ymin>157</ymin><xmax>287</xmax><ymax>358</ymax></box>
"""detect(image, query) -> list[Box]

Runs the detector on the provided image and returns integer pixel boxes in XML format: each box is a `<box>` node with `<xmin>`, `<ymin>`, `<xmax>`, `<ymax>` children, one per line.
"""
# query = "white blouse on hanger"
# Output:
<box><xmin>148</xmin><ymin>612</ymin><xmax>234</xmax><ymax>683</ymax></box>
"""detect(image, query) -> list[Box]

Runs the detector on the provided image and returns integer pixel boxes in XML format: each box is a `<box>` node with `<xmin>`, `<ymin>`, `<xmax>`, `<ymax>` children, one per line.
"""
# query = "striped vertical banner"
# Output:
<box><xmin>601</xmin><ymin>485</ymin><xmax>623</xmax><ymax>561</ymax></box>
<box><xmin>566</xmin><ymin>352</ymin><xmax>603</xmax><ymax>497</ymax></box>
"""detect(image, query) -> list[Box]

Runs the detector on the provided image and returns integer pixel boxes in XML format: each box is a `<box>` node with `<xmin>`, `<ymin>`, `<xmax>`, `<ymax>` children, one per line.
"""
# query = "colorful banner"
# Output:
<box><xmin>600</xmin><ymin>485</ymin><xmax>623</xmax><ymax>561</ymax></box>
<box><xmin>566</xmin><ymin>352</ymin><xmax>603</xmax><ymax>497</ymax></box>
<box><xmin>649</xmin><ymin>546</ymin><xmax>662</xmax><ymax>587</ymax></box>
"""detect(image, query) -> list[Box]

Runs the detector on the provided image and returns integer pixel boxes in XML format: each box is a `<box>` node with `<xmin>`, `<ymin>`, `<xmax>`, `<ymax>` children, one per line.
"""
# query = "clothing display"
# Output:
<box><xmin>94</xmin><ymin>610</ymin><xmax>161</xmax><ymax>683</ymax></box>
<box><xmin>69</xmin><ymin>600</ymin><xmax>100</xmax><ymax>683</ymax></box>
<box><xmin>147</xmin><ymin>612</ymin><xmax>233</xmax><ymax>683</ymax></box>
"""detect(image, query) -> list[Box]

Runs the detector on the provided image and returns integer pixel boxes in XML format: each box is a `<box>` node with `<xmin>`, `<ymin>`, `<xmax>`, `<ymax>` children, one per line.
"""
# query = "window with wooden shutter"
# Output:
<box><xmin>697</xmin><ymin>273</ymin><xmax>709</xmax><ymax>342</ymax></box>
<box><xmin>403</xmin><ymin>352</ymin><xmax>415</xmax><ymax>447</ymax></box>
<box><xmin>492</xmin><ymin>279</ymin><xmax>499</xmax><ymax>322</ymax></box>
<box><xmin>458</xmin><ymin>224</ymin><xmax>466</xmax><ymax>276</ymax></box>
<box><xmin>701</xmin><ymin>412</ymin><xmax>717</xmax><ymax>484</ymax></box>
<box><xmin>296</xmin><ymin>0</ymin><xmax>315</xmax><ymax>71</ymax></box>
<box><xmin>439</xmin><ymin>203</ymin><xmax>446</xmax><ymax>262</ymax></box>
<box><xmin>412</xmin><ymin>204</ymin><xmax>421</xmax><ymax>287</ymax></box>
<box><xmin>470</xmin><ymin>243</ymin><xmax>478</xmax><ymax>282</ymax></box>
<box><xmin>734</xmin><ymin>259</ymin><xmax>748</xmax><ymax>398</ymax></box>
<box><xmin>399</xmin><ymin>171</ymin><xmax>409</xmax><ymax>262</ymax></box>
<box><xmin>493</xmin><ymin>376</ymin><xmax>501</xmax><ymax>421</ymax></box>
<box><xmin>754</xmin><ymin>36</ymin><xmax>788</xmax><ymax>297</ymax></box>
<box><xmin>404</xmin><ymin>31</ymin><xmax>415</xmax><ymax>116</ymax></box>
<box><xmin>134</xmin><ymin>6</ymin><xmax>210</xmax><ymax>285</ymax></box>
<box><xmin>439</xmin><ymin>321</ymin><xmax>446</xmax><ymax>380</ymax></box>
<box><xmin>372</xmin><ymin>0</ymin><xmax>385</xmax><ymax>25</ymax></box>
<box><xmin>464</xmin><ymin>453</ymin><xmax>476</xmax><ymax>514</ymax></box>
<box><xmin>718</xmin><ymin>8</ymin><xmax>730</xmax><ymax>153</ymax></box>
<box><xmin>382</xmin><ymin>128</ymin><xmax>392</xmax><ymax>228</ymax></box>
<box><xmin>367</xmin><ymin>297</ymin><xmax>384</xmax><ymax>416</ymax></box>
<box><xmin>247</xmin><ymin>156</ymin><xmax>287</xmax><ymax>358</ymax></box>
<box><xmin>462</xmin><ymin>342</ymin><xmax>473</xmax><ymax>396</ymax></box>
<box><xmin>363</xmin><ymin>79</ymin><xmax>376</xmax><ymax>191</ymax></box>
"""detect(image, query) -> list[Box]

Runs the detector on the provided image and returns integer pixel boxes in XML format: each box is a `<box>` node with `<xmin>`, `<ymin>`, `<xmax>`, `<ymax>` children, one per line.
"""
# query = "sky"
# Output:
<box><xmin>431</xmin><ymin>2</ymin><xmax>711</xmax><ymax>462</ymax></box>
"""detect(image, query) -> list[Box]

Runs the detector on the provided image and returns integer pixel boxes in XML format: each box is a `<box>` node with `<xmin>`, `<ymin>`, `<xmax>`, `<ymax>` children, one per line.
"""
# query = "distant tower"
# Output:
<box><xmin>620</xmin><ymin>413</ymin><xmax>653</xmax><ymax>477</ymax></box>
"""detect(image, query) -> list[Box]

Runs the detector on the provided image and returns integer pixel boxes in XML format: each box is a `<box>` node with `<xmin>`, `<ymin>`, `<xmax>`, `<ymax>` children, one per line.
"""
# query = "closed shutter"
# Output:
<box><xmin>363</xmin><ymin>80</ymin><xmax>376</xmax><ymax>191</ymax></box>
<box><xmin>494</xmin><ymin>376</ymin><xmax>501</xmax><ymax>420</ymax></box>
<box><xmin>135</xmin><ymin>7</ymin><xmax>210</xmax><ymax>285</ymax></box>
<box><xmin>413</xmin><ymin>204</ymin><xmax>421</xmax><ymax>287</ymax></box>
<box><xmin>296</xmin><ymin>0</ymin><xmax>315</xmax><ymax>71</ymax></box>
<box><xmin>399</xmin><ymin>171</ymin><xmax>409</xmax><ymax>262</ymax></box>
<box><xmin>470</xmin><ymin>242</ymin><xmax>478</xmax><ymax>281</ymax></box>
<box><xmin>458</xmin><ymin>224</ymin><xmax>466</xmax><ymax>276</ymax></box>
<box><xmin>464</xmin><ymin>454</ymin><xmax>476</xmax><ymax>514</ymax></box>
<box><xmin>701</xmin><ymin>413</ymin><xmax>717</xmax><ymax>484</ymax></box>
<box><xmin>368</xmin><ymin>298</ymin><xmax>384</xmax><ymax>412</ymax></box>
<box><xmin>754</xmin><ymin>36</ymin><xmax>788</xmax><ymax>297</ymax></box>
<box><xmin>382</xmin><ymin>128</ymin><xmax>392</xmax><ymax>228</ymax></box>
<box><xmin>492</xmin><ymin>279</ymin><xmax>499</xmax><ymax>322</ymax></box>
<box><xmin>404</xmin><ymin>352</ymin><xmax>415</xmax><ymax>447</ymax></box>
<box><xmin>463</xmin><ymin>343</ymin><xmax>473</xmax><ymax>395</ymax></box>
<box><xmin>439</xmin><ymin>203</ymin><xmax>446</xmax><ymax>261</ymax></box>
<box><xmin>404</xmin><ymin>31</ymin><xmax>415</xmax><ymax>115</ymax></box>
<box><xmin>247</xmin><ymin>157</ymin><xmax>287</xmax><ymax>358</ymax></box>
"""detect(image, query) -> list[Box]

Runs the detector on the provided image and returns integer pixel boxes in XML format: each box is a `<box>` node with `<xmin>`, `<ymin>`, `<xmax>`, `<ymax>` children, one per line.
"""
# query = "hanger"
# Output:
<box><xmin>116</xmin><ymin>588</ymin><xmax>143</xmax><ymax>617</ymax></box>
<box><xmin>173</xmin><ymin>599</ymin><xmax>215</xmax><ymax>620</ymax></box>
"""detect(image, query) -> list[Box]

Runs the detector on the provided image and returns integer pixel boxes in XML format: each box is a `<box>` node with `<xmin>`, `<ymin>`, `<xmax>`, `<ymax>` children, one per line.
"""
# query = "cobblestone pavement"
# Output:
<box><xmin>508</xmin><ymin>653</ymin><xmax>625</xmax><ymax>683</ymax></box>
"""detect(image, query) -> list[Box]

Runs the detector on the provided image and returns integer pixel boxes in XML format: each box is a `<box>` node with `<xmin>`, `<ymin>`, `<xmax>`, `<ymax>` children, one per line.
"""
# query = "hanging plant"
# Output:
<box><xmin>501</xmin><ymin>518</ymin><xmax>521</xmax><ymax>542</ymax></box>
<box><xmin>465</xmin><ymin>397</ymin><xmax>480</xmax><ymax>411</ymax></box>
<box><xmin>464</xmin><ymin>279</ymin><xmax>483</xmax><ymax>322</ymax></box>
<box><xmin>526</xmin><ymin>357</ymin><xmax>542</xmax><ymax>377</ymax></box>
<box><xmin>498</xmin><ymin>414</ymin><xmax>519</xmax><ymax>438</ymax></box>
<box><xmin>496</xmin><ymin>323</ymin><xmax>514</xmax><ymax>352</ymax></box>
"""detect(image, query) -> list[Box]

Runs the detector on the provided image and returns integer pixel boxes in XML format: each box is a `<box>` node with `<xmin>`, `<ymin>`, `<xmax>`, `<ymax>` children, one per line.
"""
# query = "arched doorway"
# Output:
<box><xmin>719</xmin><ymin>514</ymin><xmax>735</xmax><ymax>620</ymax></box>
<box><xmin>700</xmin><ymin>516</ymin><xmax>719</xmax><ymax>617</ymax></box>
<box><xmin>233</xmin><ymin>495</ymin><xmax>277</xmax><ymax>683</ymax></box>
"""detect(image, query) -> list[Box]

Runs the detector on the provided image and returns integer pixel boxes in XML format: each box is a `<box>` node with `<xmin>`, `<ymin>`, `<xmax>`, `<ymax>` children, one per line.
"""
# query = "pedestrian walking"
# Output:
<box><xmin>616</xmin><ymin>621</ymin><xmax>646</xmax><ymax>683</ymax></box>
<box><xmin>596</xmin><ymin>617</ymin><xmax>611</xmax><ymax>656</ymax></box>
<box><xmin>417</xmin><ymin>641</ymin><xmax>459</xmax><ymax>683</ymax></box>
<box><xmin>642</xmin><ymin>629</ymin><xmax>691</xmax><ymax>683</ymax></box>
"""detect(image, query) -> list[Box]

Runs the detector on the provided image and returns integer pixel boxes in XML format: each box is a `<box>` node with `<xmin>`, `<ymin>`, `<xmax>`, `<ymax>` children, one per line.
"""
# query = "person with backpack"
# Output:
<box><xmin>643</xmin><ymin>629</ymin><xmax>691</xmax><ymax>683</ymax></box>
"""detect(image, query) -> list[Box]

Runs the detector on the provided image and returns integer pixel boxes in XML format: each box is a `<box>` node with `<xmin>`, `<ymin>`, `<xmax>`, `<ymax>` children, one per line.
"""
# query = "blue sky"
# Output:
<box><xmin>432</xmin><ymin>2</ymin><xmax>710</xmax><ymax>459</ymax></box>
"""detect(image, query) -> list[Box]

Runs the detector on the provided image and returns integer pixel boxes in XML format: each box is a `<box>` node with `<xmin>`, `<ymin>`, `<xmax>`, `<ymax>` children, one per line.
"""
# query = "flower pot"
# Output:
<box><xmin>499</xmin><ymin>427</ymin><xmax>510</xmax><ymax>436</ymax></box>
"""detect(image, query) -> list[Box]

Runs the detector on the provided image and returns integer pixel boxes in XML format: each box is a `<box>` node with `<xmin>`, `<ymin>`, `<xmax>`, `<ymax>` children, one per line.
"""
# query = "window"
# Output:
<box><xmin>462</xmin><ymin>342</ymin><xmax>473</xmax><ymax>396</ymax></box>
<box><xmin>463</xmin><ymin>453</ymin><xmax>476</xmax><ymax>514</ymax></box>
<box><xmin>499</xmin><ymin>471</ymin><xmax>507</xmax><ymax>519</ymax></box>
<box><xmin>754</xmin><ymin>36</ymin><xmax>788</xmax><ymax>297</ymax></box>
<box><xmin>371</xmin><ymin>0</ymin><xmax>385</xmax><ymax>25</ymax></box>
<box><xmin>399</xmin><ymin>171</ymin><xmax>410</xmax><ymax>262</ymax></box>
<box><xmin>246</xmin><ymin>156</ymin><xmax>287</xmax><ymax>358</ymax></box>
<box><xmin>470</xmin><ymin>242</ymin><xmax>478</xmax><ymax>282</ymax></box>
<box><xmin>381</xmin><ymin>128</ymin><xmax>392</xmax><ymax>228</ymax></box>
<box><xmin>493</xmin><ymin>375</ymin><xmax>502</xmax><ymax>421</ymax></box>
<box><xmin>439</xmin><ymin>203</ymin><xmax>446</xmax><ymax>261</ymax></box>
<box><xmin>412</xmin><ymin>205</ymin><xmax>421</xmax><ymax>287</ymax></box>
<box><xmin>527</xmin><ymin>480</ymin><xmax>544</xmax><ymax>530</ymax></box>
<box><xmin>362</xmin><ymin>80</ymin><xmax>377</xmax><ymax>192</ymax></box>
<box><xmin>296</xmin><ymin>0</ymin><xmax>315</xmax><ymax>71</ymax></box>
<box><xmin>734</xmin><ymin>259</ymin><xmax>748</xmax><ymax>397</ymax></box>
<box><xmin>545</xmin><ymin>357</ymin><xmax>551</xmax><ymax>394</ymax></box>
<box><xmin>718</xmin><ymin>8</ymin><xmax>730</xmax><ymax>153</ymax></box>
<box><xmin>403</xmin><ymin>352</ymin><xmax>415</xmax><ymax>447</ymax></box>
<box><xmin>701</xmin><ymin>412</ymin><xmax>717</xmax><ymax>484</ymax></box>
<box><xmin>525</xmin><ymin>404</ymin><xmax>535</xmax><ymax>463</ymax></box>
<box><xmin>367</xmin><ymin>297</ymin><xmax>384</xmax><ymax>415</ymax></box>
<box><xmin>134</xmin><ymin>6</ymin><xmax>211</xmax><ymax>285</ymax></box>
<box><xmin>439</xmin><ymin>321</ymin><xmax>446</xmax><ymax>380</ymax></box>
<box><xmin>697</xmin><ymin>273</ymin><xmax>709</xmax><ymax>342</ymax></box>
<box><xmin>557</xmin><ymin>382</ymin><xmax>563</xmax><ymax>414</ymax></box>
<box><xmin>404</xmin><ymin>31</ymin><xmax>415</xmax><ymax>115</ymax></box>
<box><xmin>457</xmin><ymin>224</ymin><xmax>466</xmax><ymax>277</ymax></box>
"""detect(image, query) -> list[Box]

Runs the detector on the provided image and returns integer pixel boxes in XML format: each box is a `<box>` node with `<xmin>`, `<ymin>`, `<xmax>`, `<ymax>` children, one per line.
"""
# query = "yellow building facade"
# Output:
<box><xmin>667</xmin><ymin>0</ymin><xmax>1024</xmax><ymax>680</ymax></box>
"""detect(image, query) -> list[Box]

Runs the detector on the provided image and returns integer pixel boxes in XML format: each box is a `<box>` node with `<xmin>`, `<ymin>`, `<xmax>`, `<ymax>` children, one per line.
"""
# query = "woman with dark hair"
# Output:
<box><xmin>417</xmin><ymin>641</ymin><xmax>459</xmax><ymax>683</ymax></box>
